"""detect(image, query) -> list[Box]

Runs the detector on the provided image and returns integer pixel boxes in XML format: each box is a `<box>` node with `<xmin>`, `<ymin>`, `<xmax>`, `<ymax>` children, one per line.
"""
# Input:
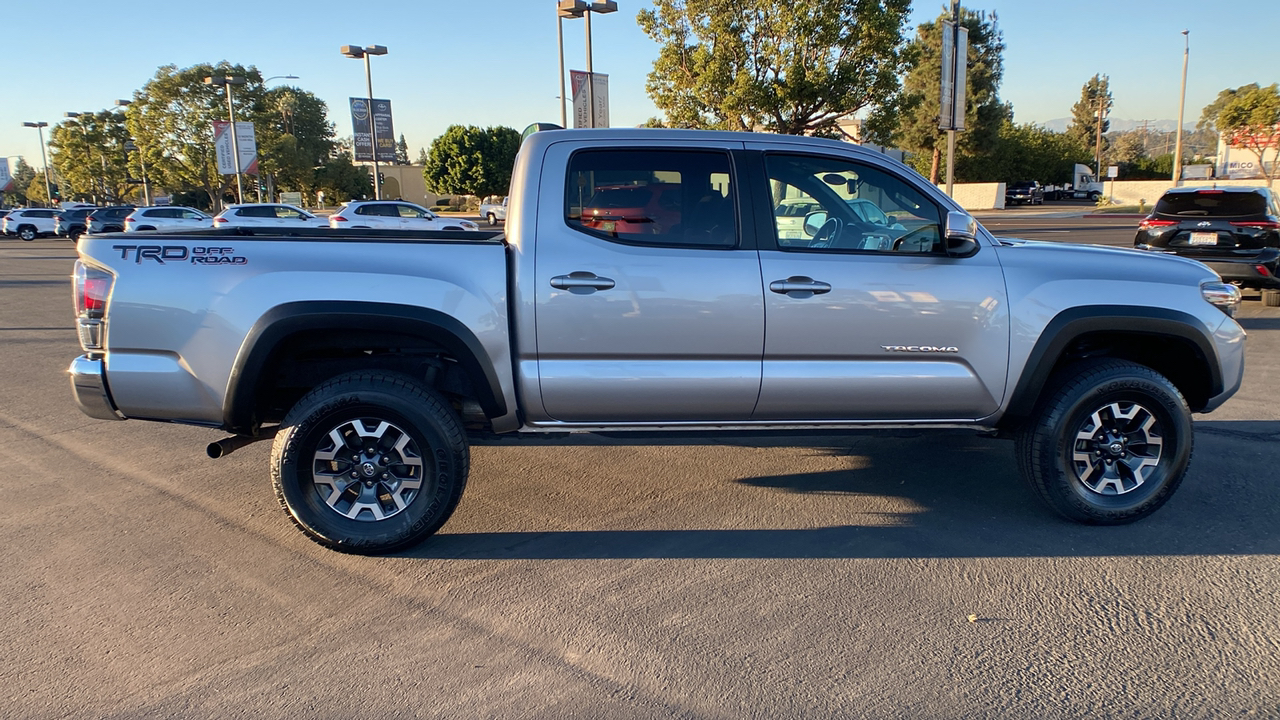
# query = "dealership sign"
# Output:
<box><xmin>350</xmin><ymin>98</ymin><xmax>396</xmax><ymax>163</ymax></box>
<box><xmin>570</xmin><ymin>71</ymin><xmax>609</xmax><ymax>129</ymax></box>
<box><xmin>213</xmin><ymin>121</ymin><xmax>259</xmax><ymax>175</ymax></box>
<box><xmin>0</xmin><ymin>157</ymin><xmax>12</xmax><ymax>193</ymax></box>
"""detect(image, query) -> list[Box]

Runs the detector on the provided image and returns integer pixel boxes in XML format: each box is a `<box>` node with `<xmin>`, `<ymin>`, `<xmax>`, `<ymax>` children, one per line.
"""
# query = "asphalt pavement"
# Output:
<box><xmin>1</xmin><ymin>229</ymin><xmax>1277</xmax><ymax>719</ymax></box>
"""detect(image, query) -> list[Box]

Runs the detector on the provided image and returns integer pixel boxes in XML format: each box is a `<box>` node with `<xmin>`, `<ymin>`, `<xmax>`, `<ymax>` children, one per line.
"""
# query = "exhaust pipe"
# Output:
<box><xmin>207</xmin><ymin>429</ymin><xmax>277</xmax><ymax>459</ymax></box>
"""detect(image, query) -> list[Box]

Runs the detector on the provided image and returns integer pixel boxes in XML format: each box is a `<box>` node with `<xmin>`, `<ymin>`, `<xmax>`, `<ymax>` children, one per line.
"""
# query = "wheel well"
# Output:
<box><xmin>247</xmin><ymin>328</ymin><xmax>483</xmax><ymax>429</ymax></box>
<box><xmin>1015</xmin><ymin>330</ymin><xmax>1212</xmax><ymax>422</ymax></box>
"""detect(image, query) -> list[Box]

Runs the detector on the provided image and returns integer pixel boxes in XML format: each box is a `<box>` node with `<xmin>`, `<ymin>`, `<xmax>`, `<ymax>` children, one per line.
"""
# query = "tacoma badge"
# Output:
<box><xmin>882</xmin><ymin>345</ymin><xmax>960</xmax><ymax>353</ymax></box>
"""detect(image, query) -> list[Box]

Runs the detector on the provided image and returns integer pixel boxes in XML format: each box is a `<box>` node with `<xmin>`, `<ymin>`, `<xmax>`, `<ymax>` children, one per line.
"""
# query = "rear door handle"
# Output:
<box><xmin>769</xmin><ymin>276</ymin><xmax>832</xmax><ymax>296</ymax></box>
<box><xmin>551</xmin><ymin>271</ymin><xmax>616</xmax><ymax>294</ymax></box>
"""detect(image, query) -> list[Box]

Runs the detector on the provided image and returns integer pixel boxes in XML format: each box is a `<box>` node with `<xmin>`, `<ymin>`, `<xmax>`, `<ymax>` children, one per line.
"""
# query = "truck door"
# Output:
<box><xmin>532</xmin><ymin>142</ymin><xmax>765</xmax><ymax>423</ymax></box>
<box><xmin>746</xmin><ymin>147</ymin><xmax>1010</xmax><ymax>421</ymax></box>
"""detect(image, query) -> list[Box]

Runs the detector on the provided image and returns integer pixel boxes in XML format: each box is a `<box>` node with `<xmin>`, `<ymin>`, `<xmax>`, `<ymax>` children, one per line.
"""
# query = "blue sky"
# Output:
<box><xmin>2</xmin><ymin>0</ymin><xmax>1277</xmax><ymax>173</ymax></box>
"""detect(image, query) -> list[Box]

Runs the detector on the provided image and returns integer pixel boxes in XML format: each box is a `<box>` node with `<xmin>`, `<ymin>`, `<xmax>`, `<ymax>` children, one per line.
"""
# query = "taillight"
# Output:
<box><xmin>1229</xmin><ymin>221</ymin><xmax>1280</xmax><ymax>229</ymax></box>
<box><xmin>214</xmin><ymin>217</ymin><xmax>227</xmax><ymax>224</ymax></box>
<box><xmin>124</xmin><ymin>216</ymin><xmax>135</xmax><ymax>223</ymax></box>
<box><xmin>1137</xmin><ymin>218</ymin><xmax>1176</xmax><ymax>231</ymax></box>
<box><xmin>73</xmin><ymin>261</ymin><xmax>114</xmax><ymax>319</ymax></box>
<box><xmin>331</xmin><ymin>215</ymin><xmax>348</xmax><ymax>222</ymax></box>
<box><xmin>1258</xmin><ymin>265</ymin><xmax>1274</xmax><ymax>277</ymax></box>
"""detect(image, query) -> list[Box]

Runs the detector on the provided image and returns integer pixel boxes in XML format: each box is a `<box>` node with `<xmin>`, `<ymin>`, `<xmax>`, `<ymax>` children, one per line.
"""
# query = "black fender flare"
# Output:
<box><xmin>1003</xmin><ymin>305</ymin><xmax>1222</xmax><ymax>420</ymax></box>
<box><xmin>224</xmin><ymin>301</ymin><xmax>507</xmax><ymax>434</ymax></box>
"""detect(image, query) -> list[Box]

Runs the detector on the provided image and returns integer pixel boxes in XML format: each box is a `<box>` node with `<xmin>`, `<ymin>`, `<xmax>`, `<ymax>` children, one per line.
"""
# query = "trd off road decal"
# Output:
<box><xmin>112</xmin><ymin>245</ymin><xmax>247</xmax><ymax>265</ymax></box>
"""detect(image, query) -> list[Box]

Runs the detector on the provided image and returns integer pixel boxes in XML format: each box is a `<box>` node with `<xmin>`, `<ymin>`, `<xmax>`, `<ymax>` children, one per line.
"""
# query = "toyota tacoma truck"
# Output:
<box><xmin>69</xmin><ymin>128</ymin><xmax>1246</xmax><ymax>554</ymax></box>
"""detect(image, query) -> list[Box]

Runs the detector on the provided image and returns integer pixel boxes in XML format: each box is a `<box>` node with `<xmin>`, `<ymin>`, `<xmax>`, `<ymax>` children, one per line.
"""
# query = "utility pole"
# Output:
<box><xmin>1173</xmin><ymin>30</ymin><xmax>1189</xmax><ymax>185</ymax></box>
<box><xmin>1094</xmin><ymin>76</ymin><xmax>1107</xmax><ymax>180</ymax></box>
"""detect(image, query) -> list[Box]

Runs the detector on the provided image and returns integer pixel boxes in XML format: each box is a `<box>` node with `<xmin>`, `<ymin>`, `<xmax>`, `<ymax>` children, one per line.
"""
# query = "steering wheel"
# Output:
<box><xmin>808</xmin><ymin>217</ymin><xmax>844</xmax><ymax>249</ymax></box>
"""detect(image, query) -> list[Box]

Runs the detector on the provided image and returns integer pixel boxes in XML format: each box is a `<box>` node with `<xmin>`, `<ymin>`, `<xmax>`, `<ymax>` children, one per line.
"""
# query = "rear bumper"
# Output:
<box><xmin>68</xmin><ymin>356</ymin><xmax>125</xmax><ymax>421</ymax></box>
<box><xmin>1201</xmin><ymin>258</ymin><xmax>1280</xmax><ymax>289</ymax></box>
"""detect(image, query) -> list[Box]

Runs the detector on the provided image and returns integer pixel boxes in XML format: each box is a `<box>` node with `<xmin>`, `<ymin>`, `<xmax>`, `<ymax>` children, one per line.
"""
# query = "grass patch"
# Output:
<box><xmin>1091</xmin><ymin>204</ymin><xmax>1144</xmax><ymax>214</ymax></box>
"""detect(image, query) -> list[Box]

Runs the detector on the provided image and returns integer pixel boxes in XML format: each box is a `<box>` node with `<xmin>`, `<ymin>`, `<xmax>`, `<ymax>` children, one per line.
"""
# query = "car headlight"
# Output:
<box><xmin>1201</xmin><ymin>281</ymin><xmax>1241</xmax><ymax>317</ymax></box>
<box><xmin>460</xmin><ymin>221</ymin><xmax>478</xmax><ymax>230</ymax></box>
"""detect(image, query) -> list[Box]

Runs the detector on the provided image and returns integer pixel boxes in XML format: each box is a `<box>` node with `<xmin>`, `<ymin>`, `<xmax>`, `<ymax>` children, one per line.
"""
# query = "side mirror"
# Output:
<box><xmin>803</xmin><ymin>210</ymin><xmax>828</xmax><ymax>237</ymax></box>
<box><xmin>944</xmin><ymin>210</ymin><xmax>980</xmax><ymax>258</ymax></box>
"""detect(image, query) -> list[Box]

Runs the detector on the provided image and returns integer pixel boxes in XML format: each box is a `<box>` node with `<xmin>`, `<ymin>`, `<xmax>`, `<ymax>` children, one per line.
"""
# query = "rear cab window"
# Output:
<box><xmin>565</xmin><ymin>149</ymin><xmax>737</xmax><ymax>248</ymax></box>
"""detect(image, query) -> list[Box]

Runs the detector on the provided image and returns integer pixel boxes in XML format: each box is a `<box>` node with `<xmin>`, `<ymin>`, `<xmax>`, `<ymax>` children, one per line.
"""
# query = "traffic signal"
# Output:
<box><xmin>378</xmin><ymin>172</ymin><xmax>385</xmax><ymax>184</ymax></box>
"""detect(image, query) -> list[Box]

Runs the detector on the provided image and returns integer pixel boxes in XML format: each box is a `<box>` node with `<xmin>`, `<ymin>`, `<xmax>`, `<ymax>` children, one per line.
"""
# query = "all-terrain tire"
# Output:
<box><xmin>1015</xmin><ymin>359</ymin><xmax>1193</xmax><ymax>525</ymax></box>
<box><xmin>270</xmin><ymin>371</ymin><xmax>469</xmax><ymax>554</ymax></box>
<box><xmin>487</xmin><ymin>212</ymin><xmax>497</xmax><ymax>226</ymax></box>
<box><xmin>1262</xmin><ymin>288</ymin><xmax>1280</xmax><ymax>307</ymax></box>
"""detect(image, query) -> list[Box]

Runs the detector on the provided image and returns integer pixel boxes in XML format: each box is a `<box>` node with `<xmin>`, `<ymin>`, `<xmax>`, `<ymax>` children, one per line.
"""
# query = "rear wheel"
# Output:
<box><xmin>1016</xmin><ymin>359</ymin><xmax>1192</xmax><ymax>524</ymax></box>
<box><xmin>18</xmin><ymin>226</ymin><xmax>36</xmax><ymax>241</ymax></box>
<box><xmin>271</xmin><ymin>371</ymin><xmax>469</xmax><ymax>554</ymax></box>
<box><xmin>1263</xmin><ymin>288</ymin><xmax>1280</xmax><ymax>307</ymax></box>
<box><xmin>486</xmin><ymin>212</ymin><xmax>497</xmax><ymax>226</ymax></box>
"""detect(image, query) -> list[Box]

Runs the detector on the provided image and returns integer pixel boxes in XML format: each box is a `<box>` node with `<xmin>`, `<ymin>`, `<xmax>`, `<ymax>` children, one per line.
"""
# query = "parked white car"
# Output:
<box><xmin>213</xmin><ymin>204</ymin><xmax>330</xmax><ymax>230</ymax></box>
<box><xmin>124</xmin><ymin>206</ymin><xmax>213</xmax><ymax>233</ymax></box>
<box><xmin>3</xmin><ymin>208</ymin><xmax>59</xmax><ymax>240</ymax></box>
<box><xmin>328</xmin><ymin>201</ymin><xmax>480</xmax><ymax>231</ymax></box>
<box><xmin>479</xmin><ymin>196</ymin><xmax>508</xmax><ymax>225</ymax></box>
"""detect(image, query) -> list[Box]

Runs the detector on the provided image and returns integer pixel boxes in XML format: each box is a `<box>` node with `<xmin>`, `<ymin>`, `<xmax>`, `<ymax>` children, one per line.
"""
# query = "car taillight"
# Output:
<box><xmin>73</xmin><ymin>261</ymin><xmax>114</xmax><ymax>319</ymax></box>
<box><xmin>1258</xmin><ymin>265</ymin><xmax>1274</xmax><ymax>277</ymax></box>
<box><xmin>124</xmin><ymin>216</ymin><xmax>134</xmax><ymax>223</ymax></box>
<box><xmin>1137</xmin><ymin>218</ymin><xmax>1177</xmax><ymax>231</ymax></box>
<box><xmin>1229</xmin><ymin>221</ymin><xmax>1280</xmax><ymax>229</ymax></box>
<box><xmin>214</xmin><ymin>217</ymin><xmax>227</xmax><ymax>224</ymax></box>
<box><xmin>331</xmin><ymin>215</ymin><xmax>348</xmax><ymax>222</ymax></box>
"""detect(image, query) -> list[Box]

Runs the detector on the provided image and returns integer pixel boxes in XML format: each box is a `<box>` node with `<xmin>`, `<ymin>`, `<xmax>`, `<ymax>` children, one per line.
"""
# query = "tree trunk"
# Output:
<box><xmin>929</xmin><ymin>146</ymin><xmax>941</xmax><ymax>184</ymax></box>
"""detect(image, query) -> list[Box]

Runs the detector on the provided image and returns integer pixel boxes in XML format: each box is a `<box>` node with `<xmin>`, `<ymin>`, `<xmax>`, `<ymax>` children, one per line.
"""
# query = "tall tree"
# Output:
<box><xmin>258</xmin><ymin>86</ymin><xmax>337</xmax><ymax>196</ymax></box>
<box><xmin>1200</xmin><ymin>83</ymin><xmax>1280</xmax><ymax>182</ymax></box>
<box><xmin>124</xmin><ymin>63</ymin><xmax>270</xmax><ymax>210</ymax></box>
<box><xmin>896</xmin><ymin>7</ymin><xmax>1011</xmax><ymax>183</ymax></box>
<box><xmin>2</xmin><ymin>158</ymin><xmax>37</xmax><ymax>206</ymax></box>
<box><xmin>395</xmin><ymin>134</ymin><xmax>410</xmax><ymax>165</ymax></box>
<box><xmin>637</xmin><ymin>0</ymin><xmax>913</xmax><ymax>137</ymax></box>
<box><xmin>49</xmin><ymin>110</ymin><xmax>134</xmax><ymax>204</ymax></box>
<box><xmin>314</xmin><ymin>154</ymin><xmax>373</xmax><ymax>203</ymax></box>
<box><xmin>423</xmin><ymin>125</ymin><xmax>521</xmax><ymax>198</ymax></box>
<box><xmin>1068</xmin><ymin>74</ymin><xmax>1112</xmax><ymax>171</ymax></box>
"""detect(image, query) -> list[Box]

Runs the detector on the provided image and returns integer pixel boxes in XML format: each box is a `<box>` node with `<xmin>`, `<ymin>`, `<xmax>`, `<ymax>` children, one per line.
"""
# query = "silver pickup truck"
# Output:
<box><xmin>69</xmin><ymin>128</ymin><xmax>1246</xmax><ymax>554</ymax></box>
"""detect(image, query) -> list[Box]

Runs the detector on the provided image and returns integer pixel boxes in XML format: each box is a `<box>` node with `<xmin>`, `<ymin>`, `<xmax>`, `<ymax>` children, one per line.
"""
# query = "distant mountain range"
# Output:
<box><xmin>1039</xmin><ymin>118</ymin><xmax>1197</xmax><ymax>133</ymax></box>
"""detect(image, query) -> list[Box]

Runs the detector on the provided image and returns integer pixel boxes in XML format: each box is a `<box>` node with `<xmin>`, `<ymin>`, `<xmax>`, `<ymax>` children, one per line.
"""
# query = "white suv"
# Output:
<box><xmin>124</xmin><ymin>206</ymin><xmax>213</xmax><ymax>233</ymax></box>
<box><xmin>328</xmin><ymin>201</ymin><xmax>479</xmax><ymax>231</ymax></box>
<box><xmin>213</xmin><ymin>204</ymin><xmax>329</xmax><ymax>230</ymax></box>
<box><xmin>3</xmin><ymin>208</ymin><xmax>59</xmax><ymax>241</ymax></box>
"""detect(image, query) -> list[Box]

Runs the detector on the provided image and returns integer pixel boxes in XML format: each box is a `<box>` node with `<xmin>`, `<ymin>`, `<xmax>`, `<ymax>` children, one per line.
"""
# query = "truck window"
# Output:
<box><xmin>764</xmin><ymin>154</ymin><xmax>943</xmax><ymax>254</ymax></box>
<box><xmin>565</xmin><ymin>149</ymin><xmax>737</xmax><ymax>248</ymax></box>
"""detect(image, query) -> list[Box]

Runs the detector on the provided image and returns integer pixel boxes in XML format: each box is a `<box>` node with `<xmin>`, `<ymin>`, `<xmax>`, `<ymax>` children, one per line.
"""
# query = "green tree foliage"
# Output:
<box><xmin>124</xmin><ymin>63</ymin><xmax>271</xmax><ymax>209</ymax></box>
<box><xmin>637</xmin><ymin>0</ymin><xmax>913</xmax><ymax>137</ymax></box>
<box><xmin>2</xmin><ymin>158</ymin><xmax>37</xmax><ymax>206</ymax></box>
<box><xmin>26</xmin><ymin>173</ymin><xmax>52</xmax><ymax>205</ymax></box>
<box><xmin>258</xmin><ymin>86</ymin><xmax>337</xmax><ymax>195</ymax></box>
<box><xmin>1068</xmin><ymin>74</ymin><xmax>1112</xmax><ymax>167</ymax></box>
<box><xmin>49</xmin><ymin>110</ymin><xmax>134</xmax><ymax>204</ymax></box>
<box><xmin>896</xmin><ymin>7</ymin><xmax>1011</xmax><ymax>183</ymax></box>
<box><xmin>422</xmin><ymin>125</ymin><xmax>521</xmax><ymax>197</ymax></box>
<box><xmin>929</xmin><ymin>119</ymin><xmax>1091</xmax><ymax>184</ymax></box>
<box><xmin>1200</xmin><ymin>83</ymin><xmax>1280</xmax><ymax>182</ymax></box>
<box><xmin>395</xmin><ymin>134</ymin><xmax>410</xmax><ymax>165</ymax></box>
<box><xmin>314</xmin><ymin>154</ymin><xmax>373</xmax><ymax>203</ymax></box>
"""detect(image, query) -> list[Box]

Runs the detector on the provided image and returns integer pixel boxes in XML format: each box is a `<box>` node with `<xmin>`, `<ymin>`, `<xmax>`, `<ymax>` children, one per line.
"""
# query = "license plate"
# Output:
<box><xmin>599</xmin><ymin>221</ymin><xmax>616</xmax><ymax>233</ymax></box>
<box><xmin>1189</xmin><ymin>232</ymin><xmax>1217</xmax><ymax>245</ymax></box>
<box><xmin>784</xmin><ymin>231</ymin><xmax>801</xmax><ymax>239</ymax></box>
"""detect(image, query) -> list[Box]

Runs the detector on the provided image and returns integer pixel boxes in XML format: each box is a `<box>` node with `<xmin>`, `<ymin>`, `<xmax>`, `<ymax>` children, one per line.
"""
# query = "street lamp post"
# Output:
<box><xmin>21</xmin><ymin>122</ymin><xmax>54</xmax><ymax>207</ymax></box>
<box><xmin>1173</xmin><ymin>30</ymin><xmax>1189</xmax><ymax>185</ymax></box>
<box><xmin>341</xmin><ymin>45</ymin><xmax>388</xmax><ymax>200</ymax></box>
<box><xmin>263</xmin><ymin>75</ymin><xmax>300</xmax><ymax>84</ymax></box>
<box><xmin>557</xmin><ymin>1</ymin><xmax>616</xmax><ymax>129</ymax></box>
<box><xmin>115</xmin><ymin>100</ymin><xmax>151</xmax><ymax>207</ymax></box>
<box><xmin>204</xmin><ymin>75</ymin><xmax>247</xmax><ymax>204</ymax></box>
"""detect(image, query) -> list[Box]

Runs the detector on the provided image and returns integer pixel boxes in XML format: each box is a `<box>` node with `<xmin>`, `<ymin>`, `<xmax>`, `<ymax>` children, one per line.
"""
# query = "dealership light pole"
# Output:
<box><xmin>557</xmin><ymin>1</ymin><xmax>616</xmax><ymax>128</ymax></box>
<box><xmin>1172</xmin><ymin>30</ymin><xmax>1189</xmax><ymax>185</ymax></box>
<box><xmin>21</xmin><ymin>122</ymin><xmax>54</xmax><ymax>207</ymax></box>
<box><xmin>115</xmin><ymin>100</ymin><xmax>151</xmax><ymax>207</ymax></box>
<box><xmin>341</xmin><ymin>45</ymin><xmax>388</xmax><ymax>200</ymax></box>
<box><xmin>205</xmin><ymin>75</ymin><xmax>247</xmax><ymax>204</ymax></box>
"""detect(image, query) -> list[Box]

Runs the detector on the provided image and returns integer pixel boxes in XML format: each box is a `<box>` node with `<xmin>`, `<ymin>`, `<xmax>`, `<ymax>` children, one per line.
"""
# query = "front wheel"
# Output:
<box><xmin>18</xmin><ymin>226</ymin><xmax>36</xmax><ymax>241</ymax></box>
<box><xmin>1015</xmin><ymin>359</ymin><xmax>1193</xmax><ymax>524</ymax></box>
<box><xmin>486</xmin><ymin>212</ymin><xmax>497</xmax><ymax>226</ymax></box>
<box><xmin>271</xmin><ymin>371</ymin><xmax>469</xmax><ymax>554</ymax></box>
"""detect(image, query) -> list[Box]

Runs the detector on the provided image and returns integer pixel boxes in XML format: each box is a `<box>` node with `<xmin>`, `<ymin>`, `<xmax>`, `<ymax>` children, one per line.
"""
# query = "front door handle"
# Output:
<box><xmin>769</xmin><ymin>276</ymin><xmax>832</xmax><ymax>297</ymax></box>
<box><xmin>551</xmin><ymin>271</ymin><xmax>616</xmax><ymax>294</ymax></box>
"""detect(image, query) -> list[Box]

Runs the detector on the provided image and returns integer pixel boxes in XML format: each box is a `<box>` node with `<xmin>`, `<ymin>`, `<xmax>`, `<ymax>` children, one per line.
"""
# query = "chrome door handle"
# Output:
<box><xmin>551</xmin><ymin>271</ymin><xmax>616</xmax><ymax>293</ymax></box>
<box><xmin>769</xmin><ymin>276</ymin><xmax>832</xmax><ymax>296</ymax></box>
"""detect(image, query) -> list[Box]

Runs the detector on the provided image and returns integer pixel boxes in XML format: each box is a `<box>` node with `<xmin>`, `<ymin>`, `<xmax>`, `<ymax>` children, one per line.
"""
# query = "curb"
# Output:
<box><xmin>1082</xmin><ymin>214</ymin><xmax>1146</xmax><ymax>219</ymax></box>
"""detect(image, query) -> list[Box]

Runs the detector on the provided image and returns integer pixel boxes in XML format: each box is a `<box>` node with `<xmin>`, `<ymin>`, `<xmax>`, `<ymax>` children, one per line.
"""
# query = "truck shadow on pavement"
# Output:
<box><xmin>407</xmin><ymin>421</ymin><xmax>1279</xmax><ymax>560</ymax></box>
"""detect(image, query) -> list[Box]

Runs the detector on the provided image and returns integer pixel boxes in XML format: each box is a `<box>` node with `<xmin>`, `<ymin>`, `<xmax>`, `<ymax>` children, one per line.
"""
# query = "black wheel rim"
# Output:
<box><xmin>1071</xmin><ymin>401</ymin><xmax>1164</xmax><ymax>496</ymax></box>
<box><xmin>310</xmin><ymin>417</ymin><xmax>425</xmax><ymax>522</ymax></box>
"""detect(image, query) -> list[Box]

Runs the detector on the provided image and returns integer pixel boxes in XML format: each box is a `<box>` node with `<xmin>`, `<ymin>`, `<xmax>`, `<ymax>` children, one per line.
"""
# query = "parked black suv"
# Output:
<box><xmin>1006</xmin><ymin>181</ymin><xmax>1044</xmax><ymax>206</ymax></box>
<box><xmin>1135</xmin><ymin>187</ymin><xmax>1280</xmax><ymax>302</ymax></box>
<box><xmin>85</xmin><ymin>206</ymin><xmax>135</xmax><ymax>236</ymax></box>
<box><xmin>54</xmin><ymin>207</ymin><xmax>99</xmax><ymax>241</ymax></box>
